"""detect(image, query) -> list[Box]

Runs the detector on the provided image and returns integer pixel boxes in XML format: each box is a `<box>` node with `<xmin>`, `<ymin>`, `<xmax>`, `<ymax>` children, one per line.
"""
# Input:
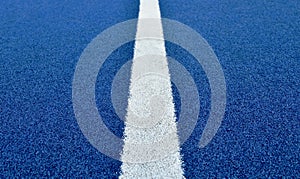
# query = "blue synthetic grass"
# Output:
<box><xmin>160</xmin><ymin>0</ymin><xmax>300</xmax><ymax>178</ymax></box>
<box><xmin>0</xmin><ymin>0</ymin><xmax>138</xmax><ymax>177</ymax></box>
<box><xmin>1</xmin><ymin>0</ymin><xmax>299</xmax><ymax>178</ymax></box>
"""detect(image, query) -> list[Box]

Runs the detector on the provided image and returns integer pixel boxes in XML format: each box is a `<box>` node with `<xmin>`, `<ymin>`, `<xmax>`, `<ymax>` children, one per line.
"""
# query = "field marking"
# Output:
<box><xmin>119</xmin><ymin>0</ymin><xmax>184</xmax><ymax>178</ymax></box>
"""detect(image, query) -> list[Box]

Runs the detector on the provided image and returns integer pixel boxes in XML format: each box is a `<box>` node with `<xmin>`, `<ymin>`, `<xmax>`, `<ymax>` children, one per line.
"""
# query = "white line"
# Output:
<box><xmin>119</xmin><ymin>0</ymin><xmax>184</xmax><ymax>178</ymax></box>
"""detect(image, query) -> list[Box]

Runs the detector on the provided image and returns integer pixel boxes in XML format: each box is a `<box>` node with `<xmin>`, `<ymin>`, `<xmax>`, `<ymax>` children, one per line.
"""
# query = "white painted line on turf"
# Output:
<box><xmin>119</xmin><ymin>0</ymin><xmax>184</xmax><ymax>178</ymax></box>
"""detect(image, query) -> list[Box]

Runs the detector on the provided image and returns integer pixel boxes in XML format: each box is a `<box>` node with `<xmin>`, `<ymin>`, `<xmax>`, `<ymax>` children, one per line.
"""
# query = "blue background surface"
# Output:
<box><xmin>1</xmin><ymin>0</ymin><xmax>138</xmax><ymax>178</ymax></box>
<box><xmin>160</xmin><ymin>0</ymin><xmax>300</xmax><ymax>177</ymax></box>
<box><xmin>1</xmin><ymin>0</ymin><xmax>299</xmax><ymax>178</ymax></box>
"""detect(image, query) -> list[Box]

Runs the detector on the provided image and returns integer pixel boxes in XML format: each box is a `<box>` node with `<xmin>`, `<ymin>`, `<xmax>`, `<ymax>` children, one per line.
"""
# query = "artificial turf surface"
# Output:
<box><xmin>1</xmin><ymin>0</ymin><xmax>299</xmax><ymax>178</ymax></box>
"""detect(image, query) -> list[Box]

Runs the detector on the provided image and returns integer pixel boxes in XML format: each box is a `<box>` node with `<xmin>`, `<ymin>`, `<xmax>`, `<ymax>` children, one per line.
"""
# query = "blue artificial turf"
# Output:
<box><xmin>160</xmin><ymin>0</ymin><xmax>300</xmax><ymax>178</ymax></box>
<box><xmin>1</xmin><ymin>0</ymin><xmax>299</xmax><ymax>178</ymax></box>
<box><xmin>0</xmin><ymin>0</ymin><xmax>138</xmax><ymax>177</ymax></box>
